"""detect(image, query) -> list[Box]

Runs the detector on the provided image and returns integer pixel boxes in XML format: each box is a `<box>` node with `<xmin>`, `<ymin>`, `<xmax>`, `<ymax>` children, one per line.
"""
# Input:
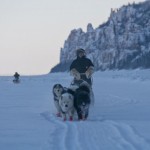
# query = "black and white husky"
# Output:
<box><xmin>74</xmin><ymin>83</ymin><xmax>91</xmax><ymax>120</ymax></box>
<box><xmin>52</xmin><ymin>84</ymin><xmax>65</xmax><ymax>117</ymax></box>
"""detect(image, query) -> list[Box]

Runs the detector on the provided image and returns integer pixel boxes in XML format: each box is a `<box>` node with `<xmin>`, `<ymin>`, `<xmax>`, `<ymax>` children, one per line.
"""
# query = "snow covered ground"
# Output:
<box><xmin>0</xmin><ymin>69</ymin><xmax>150</xmax><ymax>150</ymax></box>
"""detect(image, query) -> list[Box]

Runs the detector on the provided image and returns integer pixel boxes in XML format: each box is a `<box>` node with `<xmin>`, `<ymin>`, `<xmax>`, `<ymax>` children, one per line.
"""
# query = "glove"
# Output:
<box><xmin>70</xmin><ymin>69</ymin><xmax>81</xmax><ymax>80</ymax></box>
<box><xmin>85</xmin><ymin>66</ymin><xmax>94</xmax><ymax>79</ymax></box>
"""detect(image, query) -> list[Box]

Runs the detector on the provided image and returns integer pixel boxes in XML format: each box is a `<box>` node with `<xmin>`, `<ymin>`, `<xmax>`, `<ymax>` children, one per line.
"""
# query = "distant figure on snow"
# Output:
<box><xmin>13</xmin><ymin>72</ymin><xmax>20</xmax><ymax>83</ymax></box>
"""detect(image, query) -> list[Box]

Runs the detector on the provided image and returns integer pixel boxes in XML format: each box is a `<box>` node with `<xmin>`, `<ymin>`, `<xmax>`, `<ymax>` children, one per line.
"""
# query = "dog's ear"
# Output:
<box><xmin>63</xmin><ymin>87</ymin><xmax>68</xmax><ymax>92</ymax></box>
<box><xmin>52</xmin><ymin>84</ymin><xmax>58</xmax><ymax>92</ymax></box>
<box><xmin>67</xmin><ymin>89</ymin><xmax>75</xmax><ymax>96</ymax></box>
<box><xmin>52</xmin><ymin>84</ymin><xmax>56</xmax><ymax>91</ymax></box>
<box><xmin>59</xmin><ymin>84</ymin><xmax>63</xmax><ymax>89</ymax></box>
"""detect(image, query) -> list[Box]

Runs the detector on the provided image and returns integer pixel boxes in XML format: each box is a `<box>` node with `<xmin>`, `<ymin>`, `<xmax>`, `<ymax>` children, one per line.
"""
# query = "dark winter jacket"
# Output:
<box><xmin>70</xmin><ymin>56</ymin><xmax>94</xmax><ymax>73</ymax></box>
<box><xmin>14</xmin><ymin>73</ymin><xmax>20</xmax><ymax>79</ymax></box>
<box><xmin>70</xmin><ymin>56</ymin><xmax>94</xmax><ymax>85</ymax></box>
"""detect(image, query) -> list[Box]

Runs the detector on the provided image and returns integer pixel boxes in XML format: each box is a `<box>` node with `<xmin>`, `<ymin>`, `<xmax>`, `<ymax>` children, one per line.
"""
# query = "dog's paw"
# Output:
<box><xmin>56</xmin><ymin>113</ymin><xmax>61</xmax><ymax>117</ymax></box>
<box><xmin>63</xmin><ymin>117</ymin><xmax>67</xmax><ymax>121</ymax></box>
<box><xmin>69</xmin><ymin>116</ymin><xmax>73</xmax><ymax>121</ymax></box>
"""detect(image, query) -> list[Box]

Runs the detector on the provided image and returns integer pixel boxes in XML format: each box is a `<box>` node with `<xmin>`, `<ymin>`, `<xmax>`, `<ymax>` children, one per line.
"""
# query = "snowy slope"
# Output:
<box><xmin>0</xmin><ymin>70</ymin><xmax>150</xmax><ymax>150</ymax></box>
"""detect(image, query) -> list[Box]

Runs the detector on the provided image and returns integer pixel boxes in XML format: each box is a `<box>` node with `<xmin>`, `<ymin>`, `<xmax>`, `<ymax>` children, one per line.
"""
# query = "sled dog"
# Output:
<box><xmin>59</xmin><ymin>89</ymin><xmax>75</xmax><ymax>121</ymax></box>
<box><xmin>74</xmin><ymin>83</ymin><xmax>91</xmax><ymax>120</ymax></box>
<box><xmin>52</xmin><ymin>84</ymin><xmax>65</xmax><ymax>117</ymax></box>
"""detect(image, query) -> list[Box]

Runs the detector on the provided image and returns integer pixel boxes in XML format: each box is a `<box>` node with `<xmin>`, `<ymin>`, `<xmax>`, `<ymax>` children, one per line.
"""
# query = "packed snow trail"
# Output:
<box><xmin>41</xmin><ymin>112</ymin><xmax>150</xmax><ymax>150</ymax></box>
<box><xmin>0</xmin><ymin>70</ymin><xmax>150</xmax><ymax>150</ymax></box>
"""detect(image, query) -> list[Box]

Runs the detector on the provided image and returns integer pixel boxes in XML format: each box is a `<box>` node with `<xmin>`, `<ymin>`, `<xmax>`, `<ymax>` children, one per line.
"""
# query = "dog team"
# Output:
<box><xmin>52</xmin><ymin>48</ymin><xmax>94</xmax><ymax>121</ymax></box>
<box><xmin>52</xmin><ymin>81</ymin><xmax>93</xmax><ymax>121</ymax></box>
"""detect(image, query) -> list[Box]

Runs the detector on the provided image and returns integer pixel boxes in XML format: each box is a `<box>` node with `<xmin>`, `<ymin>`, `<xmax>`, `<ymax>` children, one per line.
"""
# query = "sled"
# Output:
<box><xmin>13</xmin><ymin>79</ymin><xmax>20</xmax><ymax>84</ymax></box>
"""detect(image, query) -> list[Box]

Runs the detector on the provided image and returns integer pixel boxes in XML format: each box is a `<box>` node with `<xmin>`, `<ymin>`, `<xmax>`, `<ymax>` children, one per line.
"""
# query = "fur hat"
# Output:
<box><xmin>76</xmin><ymin>48</ymin><xmax>85</xmax><ymax>56</ymax></box>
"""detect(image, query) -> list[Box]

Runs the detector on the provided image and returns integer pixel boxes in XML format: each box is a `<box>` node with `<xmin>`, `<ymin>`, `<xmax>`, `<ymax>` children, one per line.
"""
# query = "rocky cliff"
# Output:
<box><xmin>51</xmin><ymin>1</ymin><xmax>150</xmax><ymax>72</ymax></box>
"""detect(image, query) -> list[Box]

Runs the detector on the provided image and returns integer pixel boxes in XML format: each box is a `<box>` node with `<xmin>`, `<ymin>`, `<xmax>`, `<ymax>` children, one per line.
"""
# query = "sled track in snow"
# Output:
<box><xmin>41</xmin><ymin>112</ymin><xmax>80</xmax><ymax>150</ymax></box>
<box><xmin>109</xmin><ymin>121</ymin><xmax>150</xmax><ymax>150</ymax></box>
<box><xmin>41</xmin><ymin>111</ymin><xmax>150</xmax><ymax>150</ymax></box>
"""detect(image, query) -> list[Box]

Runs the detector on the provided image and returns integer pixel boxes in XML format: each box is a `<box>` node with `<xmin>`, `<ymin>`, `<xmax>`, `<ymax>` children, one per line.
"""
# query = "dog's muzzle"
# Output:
<box><xmin>65</xmin><ymin>104</ymin><xmax>68</xmax><ymax>108</ymax></box>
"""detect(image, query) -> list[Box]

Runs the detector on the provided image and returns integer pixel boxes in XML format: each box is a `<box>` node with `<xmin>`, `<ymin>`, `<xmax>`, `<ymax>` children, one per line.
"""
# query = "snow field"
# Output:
<box><xmin>0</xmin><ymin>69</ymin><xmax>150</xmax><ymax>150</ymax></box>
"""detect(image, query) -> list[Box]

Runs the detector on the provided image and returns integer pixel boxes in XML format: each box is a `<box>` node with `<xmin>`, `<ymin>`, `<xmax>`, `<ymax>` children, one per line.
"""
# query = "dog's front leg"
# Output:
<box><xmin>84</xmin><ymin>109</ymin><xmax>89</xmax><ymax>120</ymax></box>
<box><xmin>68</xmin><ymin>110</ymin><xmax>74</xmax><ymax>121</ymax></box>
<box><xmin>76</xmin><ymin>108</ymin><xmax>82</xmax><ymax>120</ymax></box>
<box><xmin>61</xmin><ymin>113</ymin><xmax>66</xmax><ymax>121</ymax></box>
<box><xmin>54</xmin><ymin>101</ymin><xmax>61</xmax><ymax>117</ymax></box>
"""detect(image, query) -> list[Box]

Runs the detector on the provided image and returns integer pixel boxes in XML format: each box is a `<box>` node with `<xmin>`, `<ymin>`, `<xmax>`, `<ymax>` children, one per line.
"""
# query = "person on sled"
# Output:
<box><xmin>70</xmin><ymin>48</ymin><xmax>94</xmax><ymax>87</ymax></box>
<box><xmin>13</xmin><ymin>72</ymin><xmax>20</xmax><ymax>83</ymax></box>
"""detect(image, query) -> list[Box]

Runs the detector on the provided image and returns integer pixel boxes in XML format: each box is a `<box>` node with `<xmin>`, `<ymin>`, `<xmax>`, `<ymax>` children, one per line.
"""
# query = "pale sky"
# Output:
<box><xmin>0</xmin><ymin>0</ymin><xmax>145</xmax><ymax>75</ymax></box>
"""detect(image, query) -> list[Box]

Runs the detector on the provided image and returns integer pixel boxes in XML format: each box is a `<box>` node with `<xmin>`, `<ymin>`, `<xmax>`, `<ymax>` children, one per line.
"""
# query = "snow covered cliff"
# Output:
<box><xmin>51</xmin><ymin>1</ymin><xmax>150</xmax><ymax>72</ymax></box>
